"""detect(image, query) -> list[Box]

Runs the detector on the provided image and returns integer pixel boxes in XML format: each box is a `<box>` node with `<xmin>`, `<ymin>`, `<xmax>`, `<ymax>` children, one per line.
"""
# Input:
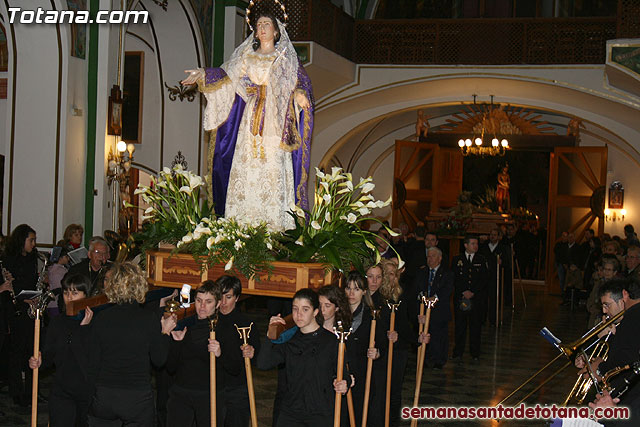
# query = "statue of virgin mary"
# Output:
<box><xmin>183</xmin><ymin>12</ymin><xmax>313</xmax><ymax>231</ymax></box>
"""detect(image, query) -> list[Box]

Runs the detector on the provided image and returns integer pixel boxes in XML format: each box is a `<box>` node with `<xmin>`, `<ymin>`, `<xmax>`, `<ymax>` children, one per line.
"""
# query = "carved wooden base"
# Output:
<box><xmin>146</xmin><ymin>250</ymin><xmax>334</xmax><ymax>298</ymax></box>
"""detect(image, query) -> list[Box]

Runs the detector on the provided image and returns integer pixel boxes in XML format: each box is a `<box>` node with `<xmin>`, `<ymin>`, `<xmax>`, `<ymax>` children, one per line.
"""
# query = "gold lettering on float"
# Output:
<box><xmin>163</xmin><ymin>266</ymin><xmax>201</xmax><ymax>276</ymax></box>
<box><xmin>257</xmin><ymin>274</ymin><xmax>296</xmax><ymax>284</ymax></box>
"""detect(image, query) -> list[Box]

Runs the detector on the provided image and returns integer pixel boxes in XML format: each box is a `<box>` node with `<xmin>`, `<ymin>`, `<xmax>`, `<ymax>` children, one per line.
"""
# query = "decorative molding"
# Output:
<box><xmin>164</xmin><ymin>81</ymin><xmax>197</xmax><ymax>102</ymax></box>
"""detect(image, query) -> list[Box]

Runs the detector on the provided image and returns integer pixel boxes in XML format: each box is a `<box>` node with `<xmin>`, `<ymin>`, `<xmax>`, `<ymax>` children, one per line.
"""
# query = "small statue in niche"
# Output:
<box><xmin>415</xmin><ymin>109</ymin><xmax>429</xmax><ymax>140</ymax></box>
<box><xmin>496</xmin><ymin>164</ymin><xmax>511</xmax><ymax>213</ymax></box>
<box><xmin>566</xmin><ymin>117</ymin><xmax>584</xmax><ymax>139</ymax></box>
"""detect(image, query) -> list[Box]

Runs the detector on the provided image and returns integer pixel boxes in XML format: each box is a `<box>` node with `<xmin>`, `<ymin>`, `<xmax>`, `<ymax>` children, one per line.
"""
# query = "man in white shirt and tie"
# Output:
<box><xmin>452</xmin><ymin>235</ymin><xmax>489</xmax><ymax>362</ymax></box>
<box><xmin>413</xmin><ymin>247</ymin><xmax>454</xmax><ymax>369</ymax></box>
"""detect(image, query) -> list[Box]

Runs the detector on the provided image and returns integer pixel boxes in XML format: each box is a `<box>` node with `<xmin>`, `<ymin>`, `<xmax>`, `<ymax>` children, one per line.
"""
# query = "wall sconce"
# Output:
<box><xmin>604</xmin><ymin>208</ymin><xmax>626</xmax><ymax>222</ymax></box>
<box><xmin>605</xmin><ymin>181</ymin><xmax>625</xmax><ymax>222</ymax></box>
<box><xmin>107</xmin><ymin>138</ymin><xmax>136</xmax><ymax>232</ymax></box>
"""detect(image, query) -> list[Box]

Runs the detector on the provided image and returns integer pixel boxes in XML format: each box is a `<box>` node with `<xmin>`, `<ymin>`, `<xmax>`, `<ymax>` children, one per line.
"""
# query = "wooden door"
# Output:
<box><xmin>392</xmin><ymin>141</ymin><xmax>462</xmax><ymax>228</ymax></box>
<box><xmin>546</xmin><ymin>146</ymin><xmax>607</xmax><ymax>293</ymax></box>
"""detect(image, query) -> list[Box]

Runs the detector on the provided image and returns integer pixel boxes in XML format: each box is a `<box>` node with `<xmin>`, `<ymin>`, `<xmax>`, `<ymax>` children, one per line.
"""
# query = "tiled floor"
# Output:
<box><xmin>1</xmin><ymin>286</ymin><xmax>589</xmax><ymax>426</ymax></box>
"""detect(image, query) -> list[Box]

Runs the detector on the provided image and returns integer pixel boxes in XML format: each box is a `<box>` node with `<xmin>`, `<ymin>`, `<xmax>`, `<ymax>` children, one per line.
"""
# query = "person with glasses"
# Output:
<box><xmin>624</xmin><ymin>245</ymin><xmax>640</xmax><ymax>282</ymax></box>
<box><xmin>63</xmin><ymin>236</ymin><xmax>111</xmax><ymax>296</ymax></box>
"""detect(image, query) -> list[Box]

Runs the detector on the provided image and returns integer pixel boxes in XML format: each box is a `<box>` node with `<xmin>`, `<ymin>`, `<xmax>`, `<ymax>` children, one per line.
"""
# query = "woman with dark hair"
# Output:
<box><xmin>317</xmin><ymin>284</ymin><xmax>352</xmax><ymax>331</ymax></box>
<box><xmin>258</xmin><ymin>288</ymin><xmax>349</xmax><ymax>426</ymax></box>
<box><xmin>181</xmin><ymin>10</ymin><xmax>313</xmax><ymax>231</ymax></box>
<box><xmin>344</xmin><ymin>271</ymin><xmax>386</xmax><ymax>427</ymax></box>
<box><xmin>2</xmin><ymin>223</ymin><xmax>39</xmax><ymax>407</ymax></box>
<box><xmin>29</xmin><ymin>274</ymin><xmax>93</xmax><ymax>426</ymax></box>
<box><xmin>87</xmin><ymin>262</ymin><xmax>176</xmax><ymax>426</ymax></box>
<box><xmin>210</xmin><ymin>275</ymin><xmax>260</xmax><ymax>427</ymax></box>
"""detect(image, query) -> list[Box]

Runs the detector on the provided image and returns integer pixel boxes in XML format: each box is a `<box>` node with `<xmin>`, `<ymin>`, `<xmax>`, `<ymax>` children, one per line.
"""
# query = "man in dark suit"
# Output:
<box><xmin>479</xmin><ymin>228</ymin><xmax>511</xmax><ymax>325</ymax></box>
<box><xmin>64</xmin><ymin>236</ymin><xmax>111</xmax><ymax>296</ymax></box>
<box><xmin>452</xmin><ymin>234</ymin><xmax>489</xmax><ymax>362</ymax></box>
<box><xmin>405</xmin><ymin>232</ymin><xmax>448</xmax><ymax>284</ymax></box>
<box><xmin>413</xmin><ymin>247</ymin><xmax>453</xmax><ymax>369</ymax></box>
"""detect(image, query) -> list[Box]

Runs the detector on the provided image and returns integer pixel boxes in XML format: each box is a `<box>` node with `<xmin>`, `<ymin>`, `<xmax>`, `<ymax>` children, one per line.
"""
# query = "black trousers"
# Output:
<box><xmin>220</xmin><ymin>385</ymin><xmax>250</xmax><ymax>427</ymax></box>
<box><xmin>8</xmin><ymin>312</ymin><xmax>34</xmax><ymax>398</ymax></box>
<box><xmin>49</xmin><ymin>384</ymin><xmax>91</xmax><ymax>427</ymax></box>
<box><xmin>276</xmin><ymin>409</ymin><xmax>332</xmax><ymax>427</ymax></box>
<box><xmin>453</xmin><ymin>302</ymin><xmax>484</xmax><ymax>358</ymax></box>
<box><xmin>425</xmin><ymin>319</ymin><xmax>449</xmax><ymax>365</ymax></box>
<box><xmin>88</xmin><ymin>386</ymin><xmax>155</xmax><ymax>427</ymax></box>
<box><xmin>166</xmin><ymin>384</ymin><xmax>211</xmax><ymax>427</ymax></box>
<box><xmin>370</xmin><ymin>348</ymin><xmax>409</xmax><ymax>427</ymax></box>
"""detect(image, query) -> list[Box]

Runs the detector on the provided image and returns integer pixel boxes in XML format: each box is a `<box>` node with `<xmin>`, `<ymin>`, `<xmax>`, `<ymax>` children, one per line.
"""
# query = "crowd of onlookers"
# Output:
<box><xmin>553</xmin><ymin>224</ymin><xmax>640</xmax><ymax>322</ymax></box>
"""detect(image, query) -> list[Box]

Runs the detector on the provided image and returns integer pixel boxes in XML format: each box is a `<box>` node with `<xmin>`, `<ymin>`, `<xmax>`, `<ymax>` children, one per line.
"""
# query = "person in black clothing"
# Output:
<box><xmin>478</xmin><ymin>228</ymin><xmax>511</xmax><ymax>325</ymax></box>
<box><xmin>576</xmin><ymin>279</ymin><xmax>640</xmax><ymax>426</ymax></box>
<box><xmin>379</xmin><ymin>258</ymin><xmax>418</xmax><ymax>427</ymax></box>
<box><xmin>87</xmin><ymin>262</ymin><xmax>177</xmax><ymax>427</ymax></box>
<box><xmin>413</xmin><ymin>247</ymin><xmax>453</xmax><ymax>369</ymax></box>
<box><xmin>29</xmin><ymin>274</ymin><xmax>94</xmax><ymax>426</ymax></box>
<box><xmin>258</xmin><ymin>288</ymin><xmax>349</xmax><ymax>427</ymax></box>
<box><xmin>64</xmin><ymin>236</ymin><xmax>110</xmax><ymax>296</ymax></box>
<box><xmin>554</xmin><ymin>231</ymin><xmax>569</xmax><ymax>296</ymax></box>
<box><xmin>452</xmin><ymin>235</ymin><xmax>489</xmax><ymax>361</ymax></box>
<box><xmin>214</xmin><ymin>275</ymin><xmax>260</xmax><ymax>427</ymax></box>
<box><xmin>2</xmin><ymin>224</ymin><xmax>39</xmax><ymax>407</ymax></box>
<box><xmin>344</xmin><ymin>271</ymin><xmax>386</xmax><ymax>427</ymax></box>
<box><xmin>166</xmin><ymin>280</ymin><xmax>222</xmax><ymax>427</ymax></box>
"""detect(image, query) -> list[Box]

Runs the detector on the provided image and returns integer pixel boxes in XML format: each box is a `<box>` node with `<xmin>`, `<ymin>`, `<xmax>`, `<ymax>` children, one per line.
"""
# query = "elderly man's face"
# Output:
<box><xmin>427</xmin><ymin>251</ymin><xmax>441</xmax><ymax>269</ymax></box>
<box><xmin>88</xmin><ymin>243</ymin><xmax>109</xmax><ymax>270</ymax></box>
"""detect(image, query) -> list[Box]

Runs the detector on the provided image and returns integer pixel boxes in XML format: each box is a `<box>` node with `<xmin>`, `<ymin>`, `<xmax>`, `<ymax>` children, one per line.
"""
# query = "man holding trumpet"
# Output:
<box><xmin>574</xmin><ymin>279</ymin><xmax>640</xmax><ymax>425</ymax></box>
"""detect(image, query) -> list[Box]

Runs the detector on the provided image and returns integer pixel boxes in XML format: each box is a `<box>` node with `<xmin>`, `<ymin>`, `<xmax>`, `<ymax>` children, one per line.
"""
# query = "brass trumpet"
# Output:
<box><xmin>497</xmin><ymin>310</ymin><xmax>625</xmax><ymax>407</ymax></box>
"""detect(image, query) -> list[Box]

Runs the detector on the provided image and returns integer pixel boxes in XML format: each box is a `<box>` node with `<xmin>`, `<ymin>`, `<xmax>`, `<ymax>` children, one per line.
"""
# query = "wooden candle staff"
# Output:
<box><xmin>411</xmin><ymin>295</ymin><xmax>438</xmax><ymax>427</ymax></box>
<box><xmin>414</xmin><ymin>300</ymin><xmax>426</xmax><ymax>390</ymax></box>
<box><xmin>235</xmin><ymin>323</ymin><xmax>258</xmax><ymax>427</ymax></box>
<box><xmin>361</xmin><ymin>308</ymin><xmax>380</xmax><ymax>427</ymax></box>
<box><xmin>385</xmin><ymin>300</ymin><xmax>401</xmax><ymax>427</ymax></box>
<box><xmin>31</xmin><ymin>307</ymin><xmax>42</xmax><ymax>427</ymax></box>
<box><xmin>209</xmin><ymin>313</ymin><xmax>219</xmax><ymax>427</ymax></box>
<box><xmin>333</xmin><ymin>320</ymin><xmax>352</xmax><ymax>427</ymax></box>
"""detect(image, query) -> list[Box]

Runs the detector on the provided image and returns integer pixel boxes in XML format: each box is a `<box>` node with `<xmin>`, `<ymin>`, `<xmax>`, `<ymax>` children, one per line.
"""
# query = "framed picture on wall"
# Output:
<box><xmin>608</xmin><ymin>181</ymin><xmax>624</xmax><ymax>209</ymax></box>
<box><xmin>108</xmin><ymin>85</ymin><xmax>123</xmax><ymax>135</ymax></box>
<box><xmin>123</xmin><ymin>51</ymin><xmax>144</xmax><ymax>144</ymax></box>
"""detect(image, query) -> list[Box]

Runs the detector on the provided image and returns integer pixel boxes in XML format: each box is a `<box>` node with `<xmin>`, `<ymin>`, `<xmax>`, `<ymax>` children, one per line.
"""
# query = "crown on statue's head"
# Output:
<box><xmin>245</xmin><ymin>0</ymin><xmax>288</xmax><ymax>33</ymax></box>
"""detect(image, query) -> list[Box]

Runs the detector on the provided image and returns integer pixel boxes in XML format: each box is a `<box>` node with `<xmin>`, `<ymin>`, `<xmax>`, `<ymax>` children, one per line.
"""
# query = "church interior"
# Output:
<box><xmin>1</xmin><ymin>0</ymin><xmax>640</xmax><ymax>426</ymax></box>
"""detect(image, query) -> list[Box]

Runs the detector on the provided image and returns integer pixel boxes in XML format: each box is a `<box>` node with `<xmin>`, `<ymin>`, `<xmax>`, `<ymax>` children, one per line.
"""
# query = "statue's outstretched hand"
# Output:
<box><xmin>182</xmin><ymin>69</ymin><xmax>204</xmax><ymax>86</ymax></box>
<box><xmin>295</xmin><ymin>92</ymin><xmax>310</xmax><ymax>110</ymax></box>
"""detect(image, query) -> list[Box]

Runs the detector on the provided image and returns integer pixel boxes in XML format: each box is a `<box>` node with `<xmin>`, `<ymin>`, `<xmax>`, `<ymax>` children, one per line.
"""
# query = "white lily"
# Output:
<box><xmin>234</xmin><ymin>240</ymin><xmax>244</xmax><ymax>250</ymax></box>
<box><xmin>397</xmin><ymin>258</ymin><xmax>405</xmax><ymax>269</ymax></box>
<box><xmin>188</xmin><ymin>174</ymin><xmax>204</xmax><ymax>189</ymax></box>
<box><xmin>361</xmin><ymin>182</ymin><xmax>375</xmax><ymax>193</ymax></box>
<box><xmin>320</xmin><ymin>181</ymin><xmax>330</xmax><ymax>192</ymax></box>
<box><xmin>366</xmin><ymin>201</ymin><xmax>377</xmax><ymax>208</ymax></box>
<box><xmin>266</xmin><ymin>242</ymin><xmax>273</xmax><ymax>250</ymax></box>
<box><xmin>295</xmin><ymin>236</ymin><xmax>304</xmax><ymax>246</ymax></box>
<box><xmin>375</xmin><ymin>200</ymin><xmax>386</xmax><ymax>208</ymax></box>
<box><xmin>181</xmin><ymin>232</ymin><xmax>193</xmax><ymax>244</ymax></box>
<box><xmin>194</xmin><ymin>223</ymin><xmax>212</xmax><ymax>236</ymax></box>
<box><xmin>179</xmin><ymin>186</ymin><xmax>192</xmax><ymax>194</ymax></box>
<box><xmin>325</xmin><ymin>212</ymin><xmax>331</xmax><ymax>222</ymax></box>
<box><xmin>162</xmin><ymin>166</ymin><xmax>171</xmax><ymax>174</ymax></box>
<box><xmin>144</xmin><ymin>206</ymin><xmax>155</xmax><ymax>214</ymax></box>
<box><xmin>331</xmin><ymin>166</ymin><xmax>342</xmax><ymax>178</ymax></box>
<box><xmin>156</xmin><ymin>181</ymin><xmax>167</xmax><ymax>189</ymax></box>
<box><xmin>323</xmin><ymin>194</ymin><xmax>331</xmax><ymax>203</ymax></box>
<box><xmin>140</xmin><ymin>214</ymin><xmax>154</xmax><ymax>221</ymax></box>
<box><xmin>315</xmin><ymin>168</ymin><xmax>325</xmax><ymax>179</ymax></box>
<box><xmin>311</xmin><ymin>221</ymin><xmax>321</xmax><ymax>230</ymax></box>
<box><xmin>365</xmin><ymin>239</ymin><xmax>376</xmax><ymax>250</ymax></box>
<box><xmin>387</xmin><ymin>228</ymin><xmax>400</xmax><ymax>237</ymax></box>
<box><xmin>337</xmin><ymin>188</ymin><xmax>350</xmax><ymax>194</ymax></box>
<box><xmin>134</xmin><ymin>186</ymin><xmax>148</xmax><ymax>195</ymax></box>
<box><xmin>224</xmin><ymin>257</ymin><xmax>234</xmax><ymax>271</ymax></box>
<box><xmin>358</xmin><ymin>207</ymin><xmax>371</xmax><ymax>216</ymax></box>
<box><xmin>206</xmin><ymin>236</ymin><xmax>215</xmax><ymax>249</ymax></box>
<box><xmin>347</xmin><ymin>213</ymin><xmax>357</xmax><ymax>224</ymax></box>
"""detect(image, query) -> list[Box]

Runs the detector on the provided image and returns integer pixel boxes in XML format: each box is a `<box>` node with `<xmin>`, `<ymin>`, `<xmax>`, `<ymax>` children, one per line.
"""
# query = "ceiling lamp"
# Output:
<box><xmin>458</xmin><ymin>95</ymin><xmax>510</xmax><ymax>157</ymax></box>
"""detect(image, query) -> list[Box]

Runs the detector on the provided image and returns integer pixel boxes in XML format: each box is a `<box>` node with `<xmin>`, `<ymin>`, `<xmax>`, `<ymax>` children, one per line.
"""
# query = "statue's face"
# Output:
<box><xmin>256</xmin><ymin>17</ymin><xmax>277</xmax><ymax>45</ymax></box>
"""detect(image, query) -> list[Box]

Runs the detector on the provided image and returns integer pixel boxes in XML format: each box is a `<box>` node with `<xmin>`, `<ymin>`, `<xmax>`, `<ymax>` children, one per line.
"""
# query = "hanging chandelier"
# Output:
<box><xmin>457</xmin><ymin>95</ymin><xmax>511</xmax><ymax>157</ymax></box>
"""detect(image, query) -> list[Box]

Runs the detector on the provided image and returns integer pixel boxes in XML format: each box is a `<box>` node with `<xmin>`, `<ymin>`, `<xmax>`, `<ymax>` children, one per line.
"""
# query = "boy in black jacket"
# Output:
<box><xmin>166</xmin><ymin>280</ymin><xmax>221</xmax><ymax>426</ymax></box>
